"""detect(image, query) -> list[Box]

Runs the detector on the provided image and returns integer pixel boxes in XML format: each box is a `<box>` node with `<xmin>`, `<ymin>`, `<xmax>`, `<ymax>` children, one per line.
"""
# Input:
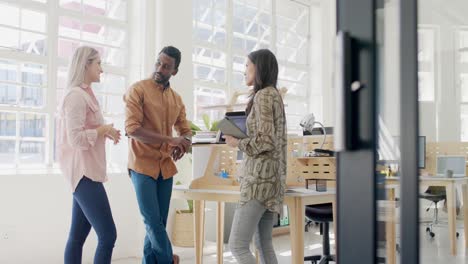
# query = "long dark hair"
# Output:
<box><xmin>245</xmin><ymin>49</ymin><xmax>279</xmax><ymax>115</ymax></box>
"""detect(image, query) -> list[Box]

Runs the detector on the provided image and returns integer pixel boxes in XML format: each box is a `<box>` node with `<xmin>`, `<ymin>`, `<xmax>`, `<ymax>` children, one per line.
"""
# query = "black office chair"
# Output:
<box><xmin>420</xmin><ymin>186</ymin><xmax>459</xmax><ymax>238</ymax></box>
<box><xmin>420</xmin><ymin>186</ymin><xmax>445</xmax><ymax>237</ymax></box>
<box><xmin>304</xmin><ymin>203</ymin><xmax>335</xmax><ymax>264</ymax></box>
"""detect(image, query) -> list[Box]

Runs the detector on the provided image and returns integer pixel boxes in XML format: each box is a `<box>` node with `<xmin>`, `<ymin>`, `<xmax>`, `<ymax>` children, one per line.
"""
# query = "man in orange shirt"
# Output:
<box><xmin>124</xmin><ymin>46</ymin><xmax>191</xmax><ymax>264</ymax></box>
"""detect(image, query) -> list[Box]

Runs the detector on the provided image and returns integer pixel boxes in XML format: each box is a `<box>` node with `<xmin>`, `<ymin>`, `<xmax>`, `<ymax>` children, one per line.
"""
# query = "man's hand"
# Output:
<box><xmin>222</xmin><ymin>135</ymin><xmax>239</xmax><ymax>148</ymax></box>
<box><xmin>168</xmin><ymin>136</ymin><xmax>190</xmax><ymax>153</ymax></box>
<box><xmin>171</xmin><ymin>146</ymin><xmax>185</xmax><ymax>162</ymax></box>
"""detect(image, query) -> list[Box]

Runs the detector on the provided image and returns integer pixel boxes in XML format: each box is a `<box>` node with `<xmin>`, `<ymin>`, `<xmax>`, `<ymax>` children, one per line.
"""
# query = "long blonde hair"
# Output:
<box><xmin>66</xmin><ymin>46</ymin><xmax>100</xmax><ymax>89</ymax></box>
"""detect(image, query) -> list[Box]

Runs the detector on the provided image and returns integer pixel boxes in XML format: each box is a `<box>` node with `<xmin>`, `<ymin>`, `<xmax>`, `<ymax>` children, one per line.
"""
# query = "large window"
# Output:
<box><xmin>0</xmin><ymin>0</ymin><xmax>128</xmax><ymax>170</ymax></box>
<box><xmin>192</xmin><ymin>0</ymin><xmax>315</xmax><ymax>132</ymax></box>
<box><xmin>193</xmin><ymin>0</ymin><xmax>230</xmax><ymax>129</ymax></box>
<box><xmin>276</xmin><ymin>0</ymin><xmax>311</xmax><ymax>131</ymax></box>
<box><xmin>0</xmin><ymin>1</ymin><xmax>48</xmax><ymax>168</ymax></box>
<box><xmin>56</xmin><ymin>0</ymin><xmax>128</xmax><ymax>169</ymax></box>
<box><xmin>0</xmin><ymin>2</ymin><xmax>47</xmax><ymax>56</ymax></box>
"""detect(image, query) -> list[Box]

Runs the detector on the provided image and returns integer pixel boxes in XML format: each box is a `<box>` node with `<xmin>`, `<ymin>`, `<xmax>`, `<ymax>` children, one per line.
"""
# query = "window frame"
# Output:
<box><xmin>192</xmin><ymin>0</ymin><xmax>315</xmax><ymax>133</ymax></box>
<box><xmin>0</xmin><ymin>0</ymin><xmax>130</xmax><ymax>171</ymax></box>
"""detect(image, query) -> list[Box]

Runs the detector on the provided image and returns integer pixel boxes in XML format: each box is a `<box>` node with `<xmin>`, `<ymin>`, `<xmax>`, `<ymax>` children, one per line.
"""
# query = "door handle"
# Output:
<box><xmin>334</xmin><ymin>31</ymin><xmax>361</xmax><ymax>151</ymax></box>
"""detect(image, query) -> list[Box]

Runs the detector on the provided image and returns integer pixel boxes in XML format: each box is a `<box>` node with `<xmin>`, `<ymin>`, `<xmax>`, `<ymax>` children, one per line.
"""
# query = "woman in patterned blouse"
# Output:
<box><xmin>224</xmin><ymin>49</ymin><xmax>287</xmax><ymax>264</ymax></box>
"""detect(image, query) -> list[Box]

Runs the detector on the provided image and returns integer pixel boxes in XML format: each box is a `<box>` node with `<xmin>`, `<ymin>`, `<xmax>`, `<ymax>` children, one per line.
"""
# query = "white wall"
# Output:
<box><xmin>378</xmin><ymin>0</ymin><xmax>401</xmax><ymax>136</ymax></box>
<box><xmin>0</xmin><ymin>174</ymin><xmax>142</xmax><ymax>263</ymax></box>
<box><xmin>317</xmin><ymin>0</ymin><xmax>337</xmax><ymax>126</ymax></box>
<box><xmin>352</xmin><ymin>0</ymin><xmax>468</xmax><ymax>141</ymax></box>
<box><xmin>153</xmin><ymin>0</ymin><xmax>195</xmax><ymax>239</ymax></box>
<box><xmin>315</xmin><ymin>0</ymin><xmax>468</xmax><ymax>142</ymax></box>
<box><xmin>155</xmin><ymin>1</ymin><xmax>194</xmax><ymax>120</ymax></box>
<box><xmin>418</xmin><ymin>0</ymin><xmax>468</xmax><ymax>141</ymax></box>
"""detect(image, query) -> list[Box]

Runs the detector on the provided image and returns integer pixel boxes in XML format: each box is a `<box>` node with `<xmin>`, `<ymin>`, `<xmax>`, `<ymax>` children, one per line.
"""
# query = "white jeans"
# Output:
<box><xmin>228</xmin><ymin>199</ymin><xmax>278</xmax><ymax>264</ymax></box>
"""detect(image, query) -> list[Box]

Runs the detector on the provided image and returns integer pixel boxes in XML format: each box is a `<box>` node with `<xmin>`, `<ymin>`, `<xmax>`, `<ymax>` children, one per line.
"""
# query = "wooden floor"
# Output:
<box><xmin>113</xmin><ymin>219</ymin><xmax>467</xmax><ymax>264</ymax></box>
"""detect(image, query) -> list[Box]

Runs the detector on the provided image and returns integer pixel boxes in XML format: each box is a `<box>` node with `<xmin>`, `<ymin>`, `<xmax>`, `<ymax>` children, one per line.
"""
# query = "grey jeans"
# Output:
<box><xmin>228</xmin><ymin>199</ymin><xmax>278</xmax><ymax>264</ymax></box>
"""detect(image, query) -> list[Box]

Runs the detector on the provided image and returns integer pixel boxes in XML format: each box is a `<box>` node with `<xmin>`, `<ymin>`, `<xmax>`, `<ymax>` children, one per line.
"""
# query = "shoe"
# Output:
<box><xmin>173</xmin><ymin>254</ymin><xmax>180</xmax><ymax>264</ymax></box>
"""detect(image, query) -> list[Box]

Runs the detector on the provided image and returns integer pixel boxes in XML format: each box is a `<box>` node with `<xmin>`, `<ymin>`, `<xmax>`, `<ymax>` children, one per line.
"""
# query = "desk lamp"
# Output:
<box><xmin>300</xmin><ymin>113</ymin><xmax>333</xmax><ymax>156</ymax></box>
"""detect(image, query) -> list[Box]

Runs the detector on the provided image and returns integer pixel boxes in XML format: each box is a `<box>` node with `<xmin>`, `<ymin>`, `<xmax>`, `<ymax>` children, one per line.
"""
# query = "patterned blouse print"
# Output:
<box><xmin>237</xmin><ymin>86</ymin><xmax>287</xmax><ymax>214</ymax></box>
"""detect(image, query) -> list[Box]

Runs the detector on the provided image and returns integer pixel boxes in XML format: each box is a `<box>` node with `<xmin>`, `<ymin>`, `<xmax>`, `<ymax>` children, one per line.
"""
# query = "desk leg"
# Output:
<box><xmin>217</xmin><ymin>202</ymin><xmax>225</xmax><ymax>264</ymax></box>
<box><xmin>463</xmin><ymin>183</ymin><xmax>468</xmax><ymax>250</ymax></box>
<box><xmin>447</xmin><ymin>183</ymin><xmax>457</xmax><ymax>255</ymax></box>
<box><xmin>289</xmin><ymin>197</ymin><xmax>304</xmax><ymax>264</ymax></box>
<box><xmin>386</xmin><ymin>188</ymin><xmax>396</xmax><ymax>264</ymax></box>
<box><xmin>194</xmin><ymin>200</ymin><xmax>206</xmax><ymax>264</ymax></box>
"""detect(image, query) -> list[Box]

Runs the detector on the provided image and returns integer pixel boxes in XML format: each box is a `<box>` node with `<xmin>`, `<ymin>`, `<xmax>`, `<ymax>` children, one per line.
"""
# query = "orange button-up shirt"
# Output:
<box><xmin>124</xmin><ymin>79</ymin><xmax>191</xmax><ymax>179</ymax></box>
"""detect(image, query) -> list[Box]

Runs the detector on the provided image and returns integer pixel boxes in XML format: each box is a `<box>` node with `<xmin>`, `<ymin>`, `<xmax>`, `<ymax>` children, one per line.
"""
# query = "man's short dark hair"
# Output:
<box><xmin>159</xmin><ymin>46</ymin><xmax>181</xmax><ymax>70</ymax></box>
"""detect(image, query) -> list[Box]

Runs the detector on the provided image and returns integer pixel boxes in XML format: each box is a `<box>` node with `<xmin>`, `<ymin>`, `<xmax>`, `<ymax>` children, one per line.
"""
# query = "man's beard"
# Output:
<box><xmin>154</xmin><ymin>73</ymin><xmax>170</xmax><ymax>84</ymax></box>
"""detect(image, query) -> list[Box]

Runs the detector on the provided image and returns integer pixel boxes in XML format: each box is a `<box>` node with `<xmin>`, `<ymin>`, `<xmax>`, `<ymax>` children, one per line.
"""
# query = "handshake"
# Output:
<box><xmin>168</xmin><ymin>136</ymin><xmax>191</xmax><ymax>162</ymax></box>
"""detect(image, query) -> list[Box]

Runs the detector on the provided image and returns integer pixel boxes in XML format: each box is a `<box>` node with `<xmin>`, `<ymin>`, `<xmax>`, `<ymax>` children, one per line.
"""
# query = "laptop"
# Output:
<box><xmin>436</xmin><ymin>155</ymin><xmax>466</xmax><ymax>177</ymax></box>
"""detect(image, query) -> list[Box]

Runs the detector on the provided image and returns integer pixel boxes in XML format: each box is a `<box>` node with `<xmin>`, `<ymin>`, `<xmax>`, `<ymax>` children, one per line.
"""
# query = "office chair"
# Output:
<box><xmin>304</xmin><ymin>203</ymin><xmax>335</xmax><ymax>264</ymax></box>
<box><xmin>420</xmin><ymin>186</ymin><xmax>459</xmax><ymax>238</ymax></box>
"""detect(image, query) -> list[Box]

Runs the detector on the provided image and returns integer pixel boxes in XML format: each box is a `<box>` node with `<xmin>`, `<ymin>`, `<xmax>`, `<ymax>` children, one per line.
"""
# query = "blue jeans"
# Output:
<box><xmin>65</xmin><ymin>177</ymin><xmax>117</xmax><ymax>264</ymax></box>
<box><xmin>130</xmin><ymin>170</ymin><xmax>174</xmax><ymax>264</ymax></box>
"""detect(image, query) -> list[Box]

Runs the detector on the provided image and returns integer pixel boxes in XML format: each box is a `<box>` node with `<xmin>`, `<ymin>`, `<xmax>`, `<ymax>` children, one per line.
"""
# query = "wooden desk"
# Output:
<box><xmin>385</xmin><ymin>176</ymin><xmax>468</xmax><ymax>263</ymax></box>
<box><xmin>172</xmin><ymin>186</ymin><xmax>336</xmax><ymax>264</ymax></box>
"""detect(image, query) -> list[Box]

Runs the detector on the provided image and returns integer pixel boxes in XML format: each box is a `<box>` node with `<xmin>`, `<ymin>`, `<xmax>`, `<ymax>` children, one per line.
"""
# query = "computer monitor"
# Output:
<box><xmin>436</xmin><ymin>156</ymin><xmax>466</xmax><ymax>177</ymax></box>
<box><xmin>217</xmin><ymin>111</ymin><xmax>247</xmax><ymax>143</ymax></box>
<box><xmin>418</xmin><ymin>136</ymin><xmax>426</xmax><ymax>169</ymax></box>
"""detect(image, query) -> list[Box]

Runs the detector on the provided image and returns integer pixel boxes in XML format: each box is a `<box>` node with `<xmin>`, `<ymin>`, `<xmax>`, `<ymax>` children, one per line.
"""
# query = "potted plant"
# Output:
<box><xmin>189</xmin><ymin>114</ymin><xmax>220</xmax><ymax>151</ymax></box>
<box><xmin>190</xmin><ymin>114</ymin><xmax>219</xmax><ymax>135</ymax></box>
<box><xmin>171</xmin><ymin>181</ymin><xmax>194</xmax><ymax>247</ymax></box>
<box><xmin>202</xmin><ymin>114</ymin><xmax>220</xmax><ymax>132</ymax></box>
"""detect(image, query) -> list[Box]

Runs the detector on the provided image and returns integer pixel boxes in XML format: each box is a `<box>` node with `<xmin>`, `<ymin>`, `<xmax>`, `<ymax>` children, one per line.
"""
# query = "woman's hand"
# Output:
<box><xmin>106</xmin><ymin>127</ymin><xmax>121</xmax><ymax>145</ymax></box>
<box><xmin>96</xmin><ymin>123</ymin><xmax>114</xmax><ymax>137</ymax></box>
<box><xmin>222</xmin><ymin>135</ymin><xmax>239</xmax><ymax>148</ymax></box>
<box><xmin>98</xmin><ymin>123</ymin><xmax>121</xmax><ymax>145</ymax></box>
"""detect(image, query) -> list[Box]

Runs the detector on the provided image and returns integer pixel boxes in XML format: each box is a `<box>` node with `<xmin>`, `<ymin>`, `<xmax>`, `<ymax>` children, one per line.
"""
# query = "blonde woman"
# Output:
<box><xmin>56</xmin><ymin>46</ymin><xmax>121</xmax><ymax>264</ymax></box>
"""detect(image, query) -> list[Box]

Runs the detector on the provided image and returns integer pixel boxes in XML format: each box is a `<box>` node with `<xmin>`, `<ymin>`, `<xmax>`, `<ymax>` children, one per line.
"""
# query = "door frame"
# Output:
<box><xmin>399</xmin><ymin>0</ymin><xmax>420</xmax><ymax>263</ymax></box>
<box><xmin>335</xmin><ymin>0</ymin><xmax>419</xmax><ymax>263</ymax></box>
